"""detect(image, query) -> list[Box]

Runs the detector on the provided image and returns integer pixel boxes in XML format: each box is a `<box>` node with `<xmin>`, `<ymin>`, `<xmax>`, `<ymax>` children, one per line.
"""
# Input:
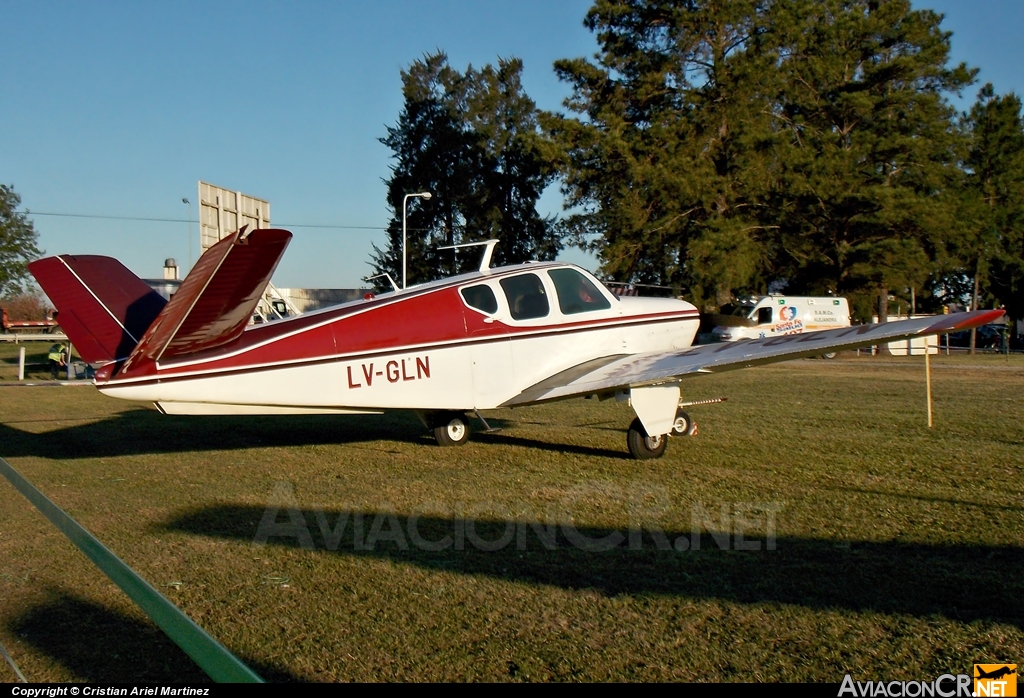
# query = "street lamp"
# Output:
<box><xmin>181</xmin><ymin>197</ymin><xmax>194</xmax><ymax>271</ymax></box>
<box><xmin>402</xmin><ymin>191</ymin><xmax>432</xmax><ymax>289</ymax></box>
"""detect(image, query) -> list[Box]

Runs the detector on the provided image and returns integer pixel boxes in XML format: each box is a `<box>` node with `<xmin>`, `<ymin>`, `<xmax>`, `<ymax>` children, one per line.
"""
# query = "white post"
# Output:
<box><xmin>18</xmin><ymin>347</ymin><xmax>25</xmax><ymax>381</ymax></box>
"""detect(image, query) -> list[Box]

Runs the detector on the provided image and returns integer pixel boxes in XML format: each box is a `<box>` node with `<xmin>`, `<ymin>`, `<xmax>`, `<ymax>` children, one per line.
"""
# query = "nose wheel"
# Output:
<box><xmin>432</xmin><ymin>411</ymin><xmax>471</xmax><ymax>447</ymax></box>
<box><xmin>671</xmin><ymin>408</ymin><xmax>696</xmax><ymax>436</ymax></box>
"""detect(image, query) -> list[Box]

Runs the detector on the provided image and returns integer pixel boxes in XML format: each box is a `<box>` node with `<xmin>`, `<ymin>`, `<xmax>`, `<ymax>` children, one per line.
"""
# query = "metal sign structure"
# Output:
<box><xmin>196</xmin><ymin>182</ymin><xmax>298</xmax><ymax>319</ymax></box>
<box><xmin>198</xmin><ymin>182</ymin><xmax>271</xmax><ymax>252</ymax></box>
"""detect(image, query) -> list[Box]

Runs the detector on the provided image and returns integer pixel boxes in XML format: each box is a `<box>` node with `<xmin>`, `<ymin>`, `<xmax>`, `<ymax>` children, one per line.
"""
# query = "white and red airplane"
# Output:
<box><xmin>29</xmin><ymin>227</ymin><xmax>1003</xmax><ymax>459</ymax></box>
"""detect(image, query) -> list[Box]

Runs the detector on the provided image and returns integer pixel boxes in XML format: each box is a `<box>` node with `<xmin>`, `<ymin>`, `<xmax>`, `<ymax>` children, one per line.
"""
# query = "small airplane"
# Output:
<box><xmin>975</xmin><ymin>666</ymin><xmax>1017</xmax><ymax>681</ymax></box>
<box><xmin>29</xmin><ymin>227</ymin><xmax>1003</xmax><ymax>459</ymax></box>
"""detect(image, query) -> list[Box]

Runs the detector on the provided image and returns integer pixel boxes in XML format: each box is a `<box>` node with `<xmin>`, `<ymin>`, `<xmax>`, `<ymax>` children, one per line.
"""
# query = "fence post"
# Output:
<box><xmin>18</xmin><ymin>347</ymin><xmax>25</xmax><ymax>381</ymax></box>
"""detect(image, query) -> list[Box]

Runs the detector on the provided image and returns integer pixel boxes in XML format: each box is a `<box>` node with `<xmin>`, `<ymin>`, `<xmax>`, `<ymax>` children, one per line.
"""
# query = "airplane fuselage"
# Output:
<box><xmin>95</xmin><ymin>262</ymin><xmax>699</xmax><ymax>416</ymax></box>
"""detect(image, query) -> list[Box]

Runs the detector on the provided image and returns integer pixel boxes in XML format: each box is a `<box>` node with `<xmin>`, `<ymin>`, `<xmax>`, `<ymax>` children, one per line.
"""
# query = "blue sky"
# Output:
<box><xmin>2</xmin><ymin>0</ymin><xmax>1022</xmax><ymax>289</ymax></box>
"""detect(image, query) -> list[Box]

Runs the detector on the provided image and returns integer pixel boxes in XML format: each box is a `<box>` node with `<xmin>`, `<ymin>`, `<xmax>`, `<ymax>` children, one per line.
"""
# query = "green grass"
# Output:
<box><xmin>0</xmin><ymin>354</ymin><xmax>1021</xmax><ymax>682</ymax></box>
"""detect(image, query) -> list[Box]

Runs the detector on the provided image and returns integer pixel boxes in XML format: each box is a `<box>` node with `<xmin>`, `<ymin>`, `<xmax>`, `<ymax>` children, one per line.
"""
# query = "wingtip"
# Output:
<box><xmin>927</xmin><ymin>309</ymin><xmax>1005</xmax><ymax>333</ymax></box>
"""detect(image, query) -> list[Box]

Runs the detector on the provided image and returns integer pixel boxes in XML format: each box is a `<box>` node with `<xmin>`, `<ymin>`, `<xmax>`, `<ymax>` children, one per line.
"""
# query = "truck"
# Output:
<box><xmin>1</xmin><ymin>307</ymin><xmax>60</xmax><ymax>333</ymax></box>
<box><xmin>710</xmin><ymin>296</ymin><xmax>851</xmax><ymax>347</ymax></box>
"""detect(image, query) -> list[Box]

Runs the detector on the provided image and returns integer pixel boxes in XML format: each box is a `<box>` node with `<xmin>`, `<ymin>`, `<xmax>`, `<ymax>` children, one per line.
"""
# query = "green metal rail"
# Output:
<box><xmin>0</xmin><ymin>456</ymin><xmax>263</xmax><ymax>683</ymax></box>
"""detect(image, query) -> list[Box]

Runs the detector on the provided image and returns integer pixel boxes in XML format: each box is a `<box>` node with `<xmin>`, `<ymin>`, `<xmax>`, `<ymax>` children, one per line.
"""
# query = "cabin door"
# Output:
<box><xmin>468</xmin><ymin>323</ymin><xmax>514</xmax><ymax>409</ymax></box>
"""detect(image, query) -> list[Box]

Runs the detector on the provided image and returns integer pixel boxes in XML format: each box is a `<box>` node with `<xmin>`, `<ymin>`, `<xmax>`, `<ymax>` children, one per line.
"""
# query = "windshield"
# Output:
<box><xmin>720</xmin><ymin>303</ymin><xmax>756</xmax><ymax>318</ymax></box>
<box><xmin>548</xmin><ymin>268</ymin><xmax>611</xmax><ymax>315</ymax></box>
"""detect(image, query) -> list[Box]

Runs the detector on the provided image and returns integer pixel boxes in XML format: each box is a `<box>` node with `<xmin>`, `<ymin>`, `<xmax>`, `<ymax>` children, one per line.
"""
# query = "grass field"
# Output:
<box><xmin>0</xmin><ymin>354</ymin><xmax>1021</xmax><ymax>682</ymax></box>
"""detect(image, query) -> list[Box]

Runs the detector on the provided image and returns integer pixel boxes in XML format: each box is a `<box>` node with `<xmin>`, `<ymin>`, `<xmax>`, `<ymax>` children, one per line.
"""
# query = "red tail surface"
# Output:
<box><xmin>28</xmin><ymin>256</ymin><xmax>168</xmax><ymax>364</ymax></box>
<box><xmin>123</xmin><ymin>227</ymin><xmax>291</xmax><ymax>369</ymax></box>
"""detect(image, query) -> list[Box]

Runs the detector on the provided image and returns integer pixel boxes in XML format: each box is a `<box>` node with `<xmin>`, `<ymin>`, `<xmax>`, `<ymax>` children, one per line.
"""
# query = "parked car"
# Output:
<box><xmin>945</xmin><ymin>324</ymin><xmax>1004</xmax><ymax>349</ymax></box>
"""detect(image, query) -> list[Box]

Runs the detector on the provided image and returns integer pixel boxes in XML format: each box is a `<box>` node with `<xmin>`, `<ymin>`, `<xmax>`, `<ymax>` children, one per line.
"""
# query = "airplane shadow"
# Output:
<box><xmin>158</xmin><ymin>505</ymin><xmax>1024</xmax><ymax>631</ymax></box>
<box><xmin>0</xmin><ymin>409</ymin><xmax>626</xmax><ymax>460</ymax></box>
<box><xmin>6</xmin><ymin>590</ymin><xmax>299</xmax><ymax>682</ymax></box>
<box><xmin>475</xmin><ymin>431</ymin><xmax>628</xmax><ymax>460</ymax></box>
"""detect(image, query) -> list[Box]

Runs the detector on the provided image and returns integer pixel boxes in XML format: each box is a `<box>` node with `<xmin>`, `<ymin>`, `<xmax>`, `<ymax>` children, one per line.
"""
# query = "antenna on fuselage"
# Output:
<box><xmin>437</xmin><ymin>239</ymin><xmax>500</xmax><ymax>274</ymax></box>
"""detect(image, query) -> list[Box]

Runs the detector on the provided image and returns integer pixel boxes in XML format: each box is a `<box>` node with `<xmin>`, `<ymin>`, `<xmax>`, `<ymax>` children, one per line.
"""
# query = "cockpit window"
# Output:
<box><xmin>461</xmin><ymin>284</ymin><xmax>498</xmax><ymax>314</ymax></box>
<box><xmin>499</xmin><ymin>273</ymin><xmax>549</xmax><ymax>320</ymax></box>
<box><xmin>548</xmin><ymin>268</ymin><xmax>612</xmax><ymax>315</ymax></box>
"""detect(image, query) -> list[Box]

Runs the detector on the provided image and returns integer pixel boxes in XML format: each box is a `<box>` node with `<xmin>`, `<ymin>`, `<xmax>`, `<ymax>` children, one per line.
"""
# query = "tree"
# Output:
<box><xmin>764</xmin><ymin>0</ymin><xmax>974</xmax><ymax>323</ymax></box>
<box><xmin>954</xmin><ymin>84</ymin><xmax>1024</xmax><ymax>343</ymax></box>
<box><xmin>462</xmin><ymin>60</ymin><xmax>563</xmax><ymax>266</ymax></box>
<box><xmin>371</xmin><ymin>53</ymin><xmax>560</xmax><ymax>287</ymax></box>
<box><xmin>547</xmin><ymin>0</ymin><xmax>780</xmax><ymax>308</ymax></box>
<box><xmin>548</xmin><ymin>0</ymin><xmax>973</xmax><ymax>318</ymax></box>
<box><xmin>0</xmin><ymin>184</ymin><xmax>42</xmax><ymax>298</ymax></box>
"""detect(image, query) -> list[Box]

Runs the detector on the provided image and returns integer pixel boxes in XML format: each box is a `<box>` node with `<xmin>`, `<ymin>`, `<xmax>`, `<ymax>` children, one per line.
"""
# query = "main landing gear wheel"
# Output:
<box><xmin>671</xmin><ymin>408</ymin><xmax>697</xmax><ymax>437</ymax></box>
<box><xmin>627</xmin><ymin>417</ymin><xmax>668</xmax><ymax>460</ymax></box>
<box><xmin>433</xmin><ymin>412</ymin><xmax>470</xmax><ymax>447</ymax></box>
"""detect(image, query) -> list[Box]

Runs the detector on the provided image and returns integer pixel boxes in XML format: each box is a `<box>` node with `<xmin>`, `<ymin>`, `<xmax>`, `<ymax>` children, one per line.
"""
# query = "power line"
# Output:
<box><xmin>19</xmin><ymin>210</ymin><xmax>389</xmax><ymax>230</ymax></box>
<box><xmin>281</xmin><ymin>223</ymin><xmax>387</xmax><ymax>230</ymax></box>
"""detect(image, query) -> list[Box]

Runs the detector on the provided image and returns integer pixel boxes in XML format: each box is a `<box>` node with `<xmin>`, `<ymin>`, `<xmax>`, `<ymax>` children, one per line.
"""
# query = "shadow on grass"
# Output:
<box><xmin>7</xmin><ymin>591</ymin><xmax>300</xmax><ymax>682</ymax></box>
<box><xmin>158</xmin><ymin>504</ymin><xmax>1024</xmax><ymax>630</ymax></box>
<box><xmin>0</xmin><ymin>409</ymin><xmax>624</xmax><ymax>460</ymax></box>
<box><xmin>475</xmin><ymin>431</ymin><xmax>628</xmax><ymax>460</ymax></box>
<box><xmin>837</xmin><ymin>485</ymin><xmax>1024</xmax><ymax>513</ymax></box>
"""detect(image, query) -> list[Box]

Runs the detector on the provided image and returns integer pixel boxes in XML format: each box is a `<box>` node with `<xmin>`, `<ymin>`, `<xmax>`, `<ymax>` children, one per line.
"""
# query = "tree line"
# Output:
<box><xmin>373</xmin><ymin>0</ymin><xmax>1024</xmax><ymax>328</ymax></box>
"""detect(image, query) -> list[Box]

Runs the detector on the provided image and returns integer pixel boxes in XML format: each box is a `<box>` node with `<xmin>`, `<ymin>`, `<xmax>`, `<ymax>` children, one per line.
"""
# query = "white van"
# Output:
<box><xmin>711</xmin><ymin>296</ymin><xmax>851</xmax><ymax>342</ymax></box>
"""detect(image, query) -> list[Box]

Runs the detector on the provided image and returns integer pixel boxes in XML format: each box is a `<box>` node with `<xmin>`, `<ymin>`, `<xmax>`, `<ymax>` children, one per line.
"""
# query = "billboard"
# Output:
<box><xmin>198</xmin><ymin>181</ymin><xmax>271</xmax><ymax>252</ymax></box>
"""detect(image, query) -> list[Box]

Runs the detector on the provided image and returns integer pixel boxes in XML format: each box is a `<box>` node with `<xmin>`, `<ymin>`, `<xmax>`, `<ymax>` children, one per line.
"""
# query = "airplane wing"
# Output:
<box><xmin>123</xmin><ymin>227</ymin><xmax>291</xmax><ymax>368</ymax></box>
<box><xmin>503</xmin><ymin>309</ymin><xmax>1005</xmax><ymax>406</ymax></box>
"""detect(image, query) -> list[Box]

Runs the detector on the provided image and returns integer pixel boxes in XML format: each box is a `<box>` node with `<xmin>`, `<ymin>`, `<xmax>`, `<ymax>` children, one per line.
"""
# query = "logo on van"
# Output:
<box><xmin>772</xmin><ymin>306</ymin><xmax>803</xmax><ymax>334</ymax></box>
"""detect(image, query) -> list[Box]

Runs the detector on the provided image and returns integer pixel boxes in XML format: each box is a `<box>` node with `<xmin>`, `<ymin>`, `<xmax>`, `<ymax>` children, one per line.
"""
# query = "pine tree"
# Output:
<box><xmin>548</xmin><ymin>0</ymin><xmax>973</xmax><ymax>317</ymax></box>
<box><xmin>373</xmin><ymin>54</ymin><xmax>474</xmax><ymax>287</ymax></box>
<box><xmin>547</xmin><ymin>0</ymin><xmax>779</xmax><ymax>308</ymax></box>
<box><xmin>957</xmin><ymin>84</ymin><xmax>1024</xmax><ymax>342</ymax></box>
<box><xmin>372</xmin><ymin>53</ymin><xmax>559</xmax><ymax>288</ymax></box>
<box><xmin>764</xmin><ymin>0</ymin><xmax>975</xmax><ymax>322</ymax></box>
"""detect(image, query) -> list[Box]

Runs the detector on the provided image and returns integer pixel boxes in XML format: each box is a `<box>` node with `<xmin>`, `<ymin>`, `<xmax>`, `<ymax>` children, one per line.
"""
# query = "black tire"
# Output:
<box><xmin>626</xmin><ymin>417</ymin><xmax>668</xmax><ymax>460</ymax></box>
<box><xmin>670</xmin><ymin>409</ymin><xmax>695</xmax><ymax>437</ymax></box>
<box><xmin>433</xmin><ymin>412</ymin><xmax>470</xmax><ymax>447</ymax></box>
